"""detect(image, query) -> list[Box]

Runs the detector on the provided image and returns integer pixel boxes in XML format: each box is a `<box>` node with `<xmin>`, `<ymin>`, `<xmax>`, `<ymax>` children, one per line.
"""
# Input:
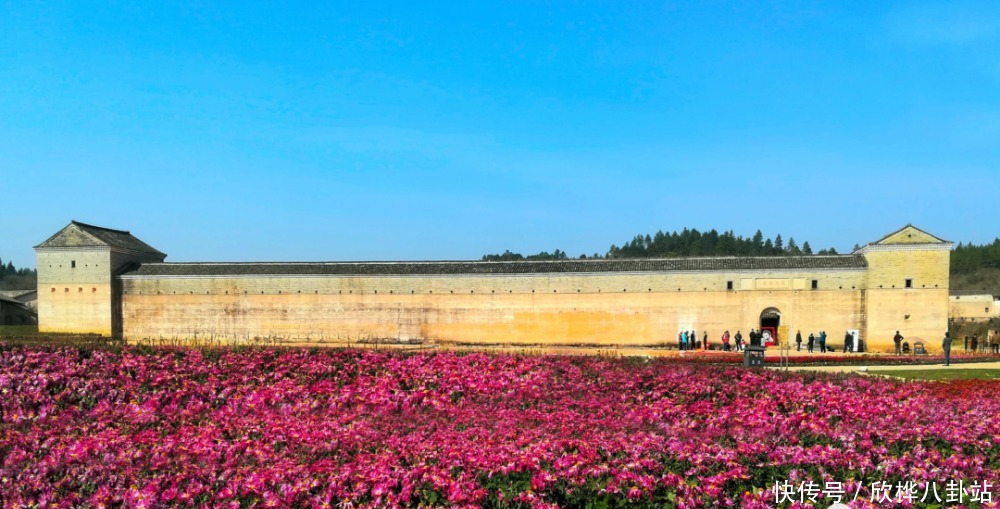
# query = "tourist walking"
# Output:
<box><xmin>795</xmin><ymin>330</ymin><xmax>802</xmax><ymax>351</ymax></box>
<box><xmin>721</xmin><ymin>330</ymin><xmax>730</xmax><ymax>351</ymax></box>
<box><xmin>894</xmin><ymin>331</ymin><xmax>904</xmax><ymax>355</ymax></box>
<box><xmin>807</xmin><ymin>333</ymin><xmax>815</xmax><ymax>353</ymax></box>
<box><xmin>843</xmin><ymin>331</ymin><xmax>853</xmax><ymax>353</ymax></box>
<box><xmin>819</xmin><ymin>331</ymin><xmax>827</xmax><ymax>353</ymax></box>
<box><xmin>703</xmin><ymin>331</ymin><xmax>708</xmax><ymax>350</ymax></box>
<box><xmin>735</xmin><ymin>331</ymin><xmax>744</xmax><ymax>351</ymax></box>
<box><xmin>943</xmin><ymin>331</ymin><xmax>953</xmax><ymax>366</ymax></box>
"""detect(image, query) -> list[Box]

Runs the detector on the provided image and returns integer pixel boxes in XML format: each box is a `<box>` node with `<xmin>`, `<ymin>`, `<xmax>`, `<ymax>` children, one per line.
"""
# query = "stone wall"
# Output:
<box><xmin>950</xmin><ymin>295</ymin><xmax>999</xmax><ymax>322</ymax></box>
<box><xmin>862</xmin><ymin>245</ymin><xmax>951</xmax><ymax>351</ymax></box>
<box><xmin>36</xmin><ymin>248</ymin><xmax>169</xmax><ymax>336</ymax></box>
<box><xmin>118</xmin><ymin>268</ymin><xmax>928</xmax><ymax>349</ymax></box>
<box><xmin>37</xmin><ymin>249</ymin><xmax>115</xmax><ymax>335</ymax></box>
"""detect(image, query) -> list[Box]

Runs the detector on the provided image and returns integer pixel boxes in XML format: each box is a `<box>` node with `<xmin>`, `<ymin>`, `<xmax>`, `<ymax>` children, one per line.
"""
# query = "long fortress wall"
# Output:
<box><xmin>37</xmin><ymin>222</ymin><xmax>953</xmax><ymax>352</ymax></box>
<box><xmin>121</xmin><ymin>268</ymin><xmax>891</xmax><ymax>348</ymax></box>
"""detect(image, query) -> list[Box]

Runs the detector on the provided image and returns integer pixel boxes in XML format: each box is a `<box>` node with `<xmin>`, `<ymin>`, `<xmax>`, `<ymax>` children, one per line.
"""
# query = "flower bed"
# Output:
<box><xmin>2</xmin><ymin>344</ymin><xmax>999</xmax><ymax>508</ymax></box>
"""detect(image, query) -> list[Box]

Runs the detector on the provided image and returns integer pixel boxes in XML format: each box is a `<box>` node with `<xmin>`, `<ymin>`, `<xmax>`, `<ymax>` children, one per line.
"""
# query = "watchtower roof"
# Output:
<box><xmin>868</xmin><ymin>224</ymin><xmax>950</xmax><ymax>246</ymax></box>
<box><xmin>34</xmin><ymin>221</ymin><xmax>166</xmax><ymax>258</ymax></box>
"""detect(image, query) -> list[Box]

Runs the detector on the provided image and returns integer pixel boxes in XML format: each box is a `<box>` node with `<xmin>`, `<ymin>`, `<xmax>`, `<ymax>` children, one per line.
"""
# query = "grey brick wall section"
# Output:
<box><xmin>126</xmin><ymin>255</ymin><xmax>867</xmax><ymax>277</ymax></box>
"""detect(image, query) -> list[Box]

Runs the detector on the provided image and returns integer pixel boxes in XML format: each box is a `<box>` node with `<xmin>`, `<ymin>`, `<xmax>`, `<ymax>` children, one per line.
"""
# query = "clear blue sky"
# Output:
<box><xmin>2</xmin><ymin>2</ymin><xmax>998</xmax><ymax>268</ymax></box>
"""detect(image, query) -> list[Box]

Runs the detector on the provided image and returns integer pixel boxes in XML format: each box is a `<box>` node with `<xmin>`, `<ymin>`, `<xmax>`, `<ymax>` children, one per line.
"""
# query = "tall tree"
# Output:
<box><xmin>750</xmin><ymin>230</ymin><xmax>764</xmax><ymax>256</ymax></box>
<box><xmin>786</xmin><ymin>237</ymin><xmax>801</xmax><ymax>255</ymax></box>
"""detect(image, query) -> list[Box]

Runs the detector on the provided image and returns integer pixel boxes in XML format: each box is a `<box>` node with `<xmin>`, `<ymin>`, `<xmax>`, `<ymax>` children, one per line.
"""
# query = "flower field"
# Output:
<box><xmin>2</xmin><ymin>345</ymin><xmax>1000</xmax><ymax>508</ymax></box>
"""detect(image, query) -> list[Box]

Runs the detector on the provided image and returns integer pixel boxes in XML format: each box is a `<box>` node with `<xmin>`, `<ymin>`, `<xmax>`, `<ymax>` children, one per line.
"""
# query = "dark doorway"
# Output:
<box><xmin>759</xmin><ymin>308</ymin><xmax>781</xmax><ymax>345</ymax></box>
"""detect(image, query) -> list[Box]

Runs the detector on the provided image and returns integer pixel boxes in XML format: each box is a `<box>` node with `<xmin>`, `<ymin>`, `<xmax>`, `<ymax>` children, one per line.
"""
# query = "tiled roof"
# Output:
<box><xmin>0</xmin><ymin>290</ymin><xmax>35</xmax><ymax>300</ymax></box>
<box><xmin>0</xmin><ymin>296</ymin><xmax>26</xmax><ymax>306</ymax></box>
<box><xmin>125</xmin><ymin>255</ymin><xmax>867</xmax><ymax>277</ymax></box>
<box><xmin>35</xmin><ymin>221</ymin><xmax>165</xmax><ymax>257</ymax></box>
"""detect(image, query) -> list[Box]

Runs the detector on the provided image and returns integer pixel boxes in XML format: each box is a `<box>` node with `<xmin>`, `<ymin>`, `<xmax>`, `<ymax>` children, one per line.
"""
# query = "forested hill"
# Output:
<box><xmin>950</xmin><ymin>239</ymin><xmax>1000</xmax><ymax>294</ymax></box>
<box><xmin>482</xmin><ymin>228</ymin><xmax>839</xmax><ymax>261</ymax></box>
<box><xmin>951</xmin><ymin>239</ymin><xmax>1000</xmax><ymax>274</ymax></box>
<box><xmin>0</xmin><ymin>257</ymin><xmax>37</xmax><ymax>290</ymax></box>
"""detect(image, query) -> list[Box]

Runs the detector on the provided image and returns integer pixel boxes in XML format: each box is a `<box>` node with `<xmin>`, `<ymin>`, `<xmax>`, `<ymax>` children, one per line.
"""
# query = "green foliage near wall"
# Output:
<box><xmin>951</xmin><ymin>239</ymin><xmax>1000</xmax><ymax>274</ymax></box>
<box><xmin>0</xmin><ymin>256</ymin><xmax>36</xmax><ymax>290</ymax></box>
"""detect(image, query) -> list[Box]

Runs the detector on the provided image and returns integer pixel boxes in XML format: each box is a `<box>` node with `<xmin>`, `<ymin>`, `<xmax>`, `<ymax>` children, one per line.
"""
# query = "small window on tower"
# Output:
<box><xmin>726</xmin><ymin>281</ymin><xmax>733</xmax><ymax>290</ymax></box>
<box><xmin>811</xmin><ymin>279</ymin><xmax>818</xmax><ymax>290</ymax></box>
<box><xmin>71</xmin><ymin>260</ymin><xmax>76</xmax><ymax>268</ymax></box>
<box><xmin>905</xmin><ymin>278</ymin><xmax>913</xmax><ymax>288</ymax></box>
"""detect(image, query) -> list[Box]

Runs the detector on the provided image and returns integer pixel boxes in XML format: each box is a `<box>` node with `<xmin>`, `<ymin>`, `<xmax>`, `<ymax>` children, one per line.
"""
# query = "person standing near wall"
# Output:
<box><xmin>735</xmin><ymin>330</ymin><xmax>743</xmax><ymax>351</ymax></box>
<box><xmin>721</xmin><ymin>330</ymin><xmax>730</xmax><ymax>351</ymax></box>
<box><xmin>807</xmin><ymin>333</ymin><xmax>815</xmax><ymax>353</ymax></box>
<box><xmin>819</xmin><ymin>331</ymin><xmax>827</xmax><ymax>353</ymax></box>
<box><xmin>894</xmin><ymin>331</ymin><xmax>904</xmax><ymax>355</ymax></box>
<box><xmin>943</xmin><ymin>331</ymin><xmax>953</xmax><ymax>366</ymax></box>
<box><xmin>795</xmin><ymin>330</ymin><xmax>802</xmax><ymax>352</ymax></box>
<box><xmin>703</xmin><ymin>331</ymin><xmax>708</xmax><ymax>350</ymax></box>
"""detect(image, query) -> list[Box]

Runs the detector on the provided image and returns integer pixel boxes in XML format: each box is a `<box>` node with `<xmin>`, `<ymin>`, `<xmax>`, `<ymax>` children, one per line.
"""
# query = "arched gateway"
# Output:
<box><xmin>759</xmin><ymin>307</ymin><xmax>781</xmax><ymax>346</ymax></box>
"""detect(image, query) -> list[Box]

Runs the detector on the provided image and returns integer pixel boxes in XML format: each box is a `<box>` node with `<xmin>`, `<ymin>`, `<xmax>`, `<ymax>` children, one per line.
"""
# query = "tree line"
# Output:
<box><xmin>951</xmin><ymin>239</ymin><xmax>1000</xmax><ymax>274</ymax></box>
<box><xmin>483</xmin><ymin>228</ymin><xmax>840</xmax><ymax>261</ymax></box>
<box><xmin>0</xmin><ymin>257</ymin><xmax>37</xmax><ymax>291</ymax></box>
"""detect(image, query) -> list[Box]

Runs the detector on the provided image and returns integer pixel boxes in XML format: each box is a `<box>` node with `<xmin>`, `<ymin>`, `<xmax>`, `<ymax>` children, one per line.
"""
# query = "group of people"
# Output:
<box><xmin>679</xmin><ymin>328</ymin><xmax>885</xmax><ymax>353</ymax></box>
<box><xmin>681</xmin><ymin>329</ymin><xmax>779</xmax><ymax>351</ymax></box>
<box><xmin>719</xmin><ymin>330</ymin><xmax>745</xmax><ymax>351</ymax></box>
<box><xmin>678</xmin><ymin>327</ymin><xmax>995</xmax><ymax>360</ymax></box>
<box><xmin>678</xmin><ymin>330</ymin><xmax>749</xmax><ymax>351</ymax></box>
<box><xmin>963</xmin><ymin>332</ymin><xmax>1000</xmax><ymax>354</ymax></box>
<box><xmin>792</xmin><ymin>330</ymin><xmax>831</xmax><ymax>353</ymax></box>
<box><xmin>944</xmin><ymin>330</ymin><xmax>1000</xmax><ymax>366</ymax></box>
<box><xmin>794</xmin><ymin>330</ymin><xmax>865</xmax><ymax>353</ymax></box>
<box><xmin>677</xmin><ymin>330</ymin><xmax>708</xmax><ymax>351</ymax></box>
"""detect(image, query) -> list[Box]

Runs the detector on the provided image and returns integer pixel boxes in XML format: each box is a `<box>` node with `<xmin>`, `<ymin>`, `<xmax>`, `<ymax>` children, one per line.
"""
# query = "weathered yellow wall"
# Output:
<box><xmin>950</xmin><ymin>295</ymin><xmax>998</xmax><ymax>322</ymax></box>
<box><xmin>36</xmin><ymin>249</ymin><xmax>165</xmax><ymax>335</ymax></box>
<box><xmin>862</xmin><ymin>247</ymin><xmax>950</xmax><ymax>351</ymax></box>
<box><xmin>863</xmin><ymin>249</ymin><xmax>950</xmax><ymax>291</ymax></box>
<box><xmin>865</xmin><ymin>288</ymin><xmax>949</xmax><ymax>349</ymax></box>
<box><xmin>36</xmin><ymin>250</ymin><xmax>114</xmax><ymax>335</ymax></box>
<box><xmin>120</xmin><ymin>269</ymin><xmax>886</xmax><ymax>348</ymax></box>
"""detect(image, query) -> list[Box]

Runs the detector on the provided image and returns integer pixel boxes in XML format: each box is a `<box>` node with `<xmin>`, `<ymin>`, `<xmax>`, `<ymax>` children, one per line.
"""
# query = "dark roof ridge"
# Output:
<box><xmin>142</xmin><ymin>254</ymin><xmax>861</xmax><ymax>266</ymax></box>
<box><xmin>866</xmin><ymin>224</ymin><xmax>950</xmax><ymax>246</ymax></box>
<box><xmin>71</xmin><ymin>220</ymin><xmax>132</xmax><ymax>235</ymax></box>
<box><xmin>125</xmin><ymin>256</ymin><xmax>868</xmax><ymax>277</ymax></box>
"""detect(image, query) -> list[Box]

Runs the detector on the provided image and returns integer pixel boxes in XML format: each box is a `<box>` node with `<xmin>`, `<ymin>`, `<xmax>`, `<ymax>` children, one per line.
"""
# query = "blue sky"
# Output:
<box><xmin>2</xmin><ymin>1</ymin><xmax>999</xmax><ymax>268</ymax></box>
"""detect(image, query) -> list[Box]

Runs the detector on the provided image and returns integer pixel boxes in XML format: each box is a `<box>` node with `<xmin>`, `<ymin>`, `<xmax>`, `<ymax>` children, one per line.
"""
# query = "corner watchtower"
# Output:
<box><xmin>855</xmin><ymin>224</ymin><xmax>952</xmax><ymax>346</ymax></box>
<box><xmin>34</xmin><ymin>221</ymin><xmax>165</xmax><ymax>337</ymax></box>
